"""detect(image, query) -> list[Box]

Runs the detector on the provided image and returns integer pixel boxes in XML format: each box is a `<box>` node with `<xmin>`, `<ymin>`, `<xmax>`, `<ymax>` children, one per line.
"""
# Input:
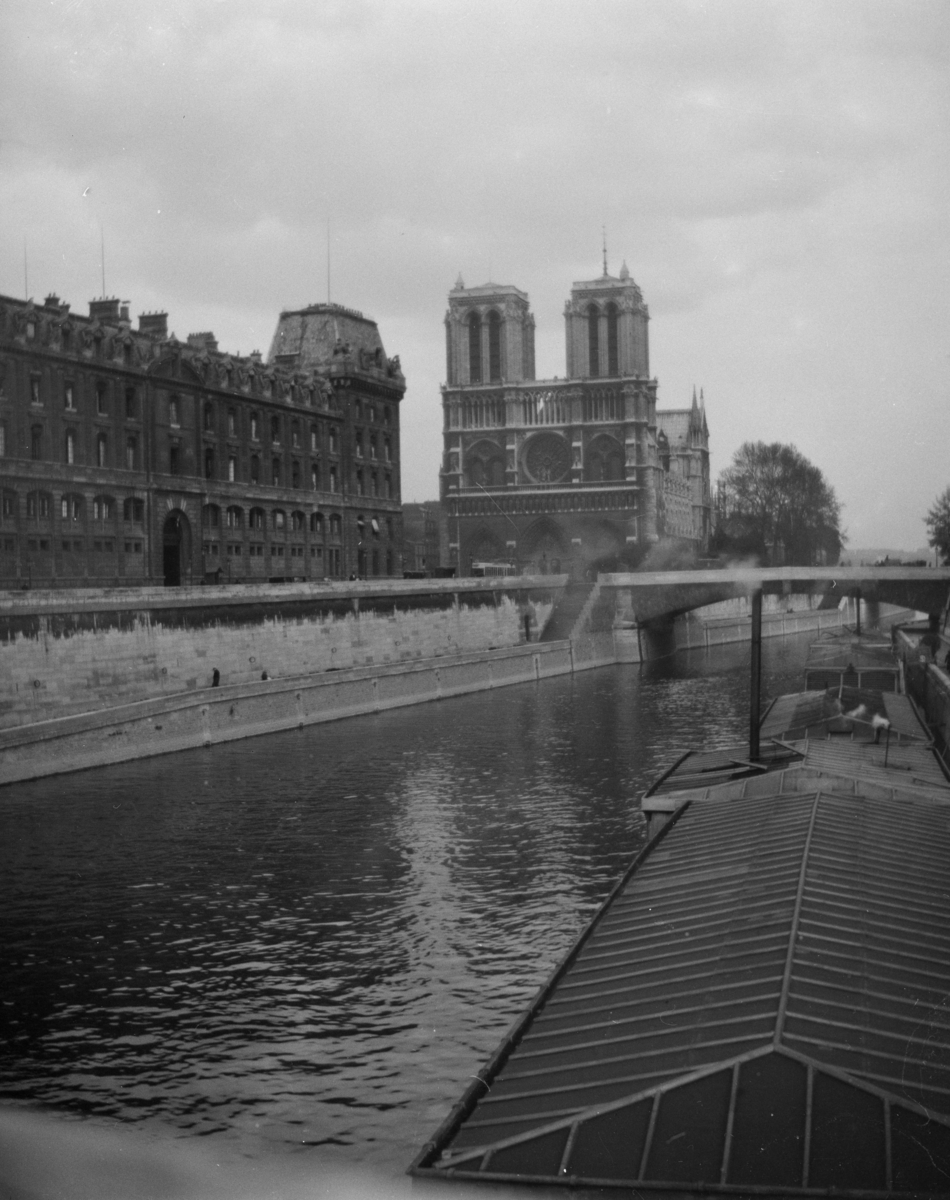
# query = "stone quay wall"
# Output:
<box><xmin>0</xmin><ymin>577</ymin><xmax>563</xmax><ymax>731</ymax></box>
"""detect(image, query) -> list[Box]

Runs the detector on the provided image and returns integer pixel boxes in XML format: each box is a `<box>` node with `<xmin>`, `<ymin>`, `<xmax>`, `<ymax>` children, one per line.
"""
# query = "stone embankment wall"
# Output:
<box><xmin>614</xmin><ymin>596</ymin><xmax>850</xmax><ymax>661</ymax></box>
<box><xmin>0</xmin><ymin>639</ymin><xmax>588</xmax><ymax>787</ymax></box>
<box><xmin>0</xmin><ymin>578</ymin><xmax>560</xmax><ymax>730</ymax></box>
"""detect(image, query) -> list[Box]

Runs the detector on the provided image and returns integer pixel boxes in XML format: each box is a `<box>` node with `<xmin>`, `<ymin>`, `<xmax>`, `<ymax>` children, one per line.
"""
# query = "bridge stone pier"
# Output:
<box><xmin>600</xmin><ymin>566</ymin><xmax>950</xmax><ymax>627</ymax></box>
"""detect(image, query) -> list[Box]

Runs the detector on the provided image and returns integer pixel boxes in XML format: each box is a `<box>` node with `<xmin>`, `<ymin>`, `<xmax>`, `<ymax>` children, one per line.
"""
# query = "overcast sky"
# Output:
<box><xmin>2</xmin><ymin>0</ymin><xmax>947</xmax><ymax>550</ymax></box>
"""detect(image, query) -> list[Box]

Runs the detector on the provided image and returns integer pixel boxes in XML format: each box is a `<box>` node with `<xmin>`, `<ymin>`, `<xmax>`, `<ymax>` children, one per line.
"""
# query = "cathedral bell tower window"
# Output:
<box><xmin>487</xmin><ymin>311</ymin><xmax>501</xmax><ymax>382</ymax></box>
<box><xmin>606</xmin><ymin>303</ymin><xmax>619</xmax><ymax>376</ymax></box>
<box><xmin>587</xmin><ymin>305</ymin><xmax>599</xmax><ymax>378</ymax></box>
<box><xmin>468</xmin><ymin>311</ymin><xmax>482</xmax><ymax>384</ymax></box>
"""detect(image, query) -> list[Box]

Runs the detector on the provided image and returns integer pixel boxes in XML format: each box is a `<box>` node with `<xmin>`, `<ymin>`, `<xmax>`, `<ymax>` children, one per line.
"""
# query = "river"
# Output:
<box><xmin>0</xmin><ymin>632</ymin><xmax>814</xmax><ymax>1190</ymax></box>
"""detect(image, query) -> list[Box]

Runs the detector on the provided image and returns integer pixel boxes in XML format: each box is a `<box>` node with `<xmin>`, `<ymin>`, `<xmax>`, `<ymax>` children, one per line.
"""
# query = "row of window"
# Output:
<box><xmin>200</xmin><ymin>504</ymin><xmax>393</xmax><ymax>541</ymax></box>
<box><xmin>0</xmin><ymin>424</ymin><xmax>395</xmax><ymax>498</ymax></box>
<box><xmin>0</xmin><ymin>491</ymin><xmax>144</xmax><ymax>525</ymax></box>
<box><xmin>16</xmin><ymin>369</ymin><xmax>393</xmax><ymax>437</ymax></box>
<box><xmin>0</xmin><ymin>536</ymin><xmax>143</xmax><ymax>555</ymax></box>
<box><xmin>24</xmin><ymin>375</ymin><xmax>141</xmax><ymax>416</ymax></box>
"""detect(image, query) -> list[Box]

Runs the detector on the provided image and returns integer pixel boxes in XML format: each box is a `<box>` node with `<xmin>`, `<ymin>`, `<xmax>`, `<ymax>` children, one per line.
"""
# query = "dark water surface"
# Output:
<box><xmin>0</xmin><ymin>634</ymin><xmax>813</xmax><ymax>1178</ymax></box>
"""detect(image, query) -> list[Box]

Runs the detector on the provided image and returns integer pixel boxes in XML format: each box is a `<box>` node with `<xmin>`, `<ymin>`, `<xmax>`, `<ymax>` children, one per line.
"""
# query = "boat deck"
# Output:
<box><xmin>411</xmin><ymin>636</ymin><xmax>950</xmax><ymax>1196</ymax></box>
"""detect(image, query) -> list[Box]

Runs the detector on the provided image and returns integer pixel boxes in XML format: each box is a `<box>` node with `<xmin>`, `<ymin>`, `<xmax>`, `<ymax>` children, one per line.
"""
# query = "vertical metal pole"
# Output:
<box><xmin>855</xmin><ymin>589</ymin><xmax>861</xmax><ymax>637</ymax></box>
<box><xmin>750</xmin><ymin>589</ymin><xmax>762</xmax><ymax>761</ymax></box>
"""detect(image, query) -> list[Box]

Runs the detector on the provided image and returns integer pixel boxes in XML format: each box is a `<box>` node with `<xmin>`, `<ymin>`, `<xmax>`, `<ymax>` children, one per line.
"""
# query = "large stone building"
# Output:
<box><xmin>0</xmin><ymin>292</ymin><xmax>404</xmax><ymax>587</ymax></box>
<box><xmin>440</xmin><ymin>263</ymin><xmax>710</xmax><ymax>575</ymax></box>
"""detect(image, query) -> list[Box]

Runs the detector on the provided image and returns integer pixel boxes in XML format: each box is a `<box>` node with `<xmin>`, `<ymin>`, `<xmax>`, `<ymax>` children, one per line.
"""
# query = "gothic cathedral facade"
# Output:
<box><xmin>440</xmin><ymin>263</ymin><xmax>710</xmax><ymax>575</ymax></box>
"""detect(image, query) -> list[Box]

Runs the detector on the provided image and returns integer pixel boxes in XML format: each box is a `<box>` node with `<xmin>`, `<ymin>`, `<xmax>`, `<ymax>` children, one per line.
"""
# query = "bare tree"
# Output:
<box><xmin>925</xmin><ymin>486</ymin><xmax>950</xmax><ymax>564</ymax></box>
<box><xmin>715</xmin><ymin>442</ymin><xmax>844</xmax><ymax>565</ymax></box>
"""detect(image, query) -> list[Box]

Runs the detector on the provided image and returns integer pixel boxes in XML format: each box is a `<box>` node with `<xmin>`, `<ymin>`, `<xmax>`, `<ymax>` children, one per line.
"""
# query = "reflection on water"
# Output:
<box><xmin>0</xmin><ymin>635</ymin><xmax>812</xmax><ymax>1178</ymax></box>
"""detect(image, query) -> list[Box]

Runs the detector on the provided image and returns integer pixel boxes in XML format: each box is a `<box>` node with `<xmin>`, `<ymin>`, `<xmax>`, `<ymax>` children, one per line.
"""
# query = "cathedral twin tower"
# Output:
<box><xmin>440</xmin><ymin>262</ymin><xmax>710</xmax><ymax>575</ymax></box>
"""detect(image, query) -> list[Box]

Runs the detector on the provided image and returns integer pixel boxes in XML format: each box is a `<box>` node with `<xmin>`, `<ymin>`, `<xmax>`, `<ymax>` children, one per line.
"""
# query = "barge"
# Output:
<box><xmin>410</xmin><ymin>625</ymin><xmax>950</xmax><ymax>1197</ymax></box>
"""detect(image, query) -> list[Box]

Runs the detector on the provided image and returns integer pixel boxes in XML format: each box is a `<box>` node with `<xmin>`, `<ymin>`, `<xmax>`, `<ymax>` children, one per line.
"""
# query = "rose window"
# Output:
<box><xmin>524</xmin><ymin>434</ymin><xmax>570</xmax><ymax>483</ymax></box>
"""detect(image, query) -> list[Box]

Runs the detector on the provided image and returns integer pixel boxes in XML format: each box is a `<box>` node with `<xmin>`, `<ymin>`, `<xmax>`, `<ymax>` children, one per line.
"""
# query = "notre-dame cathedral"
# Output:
<box><xmin>440</xmin><ymin>261</ymin><xmax>711</xmax><ymax>575</ymax></box>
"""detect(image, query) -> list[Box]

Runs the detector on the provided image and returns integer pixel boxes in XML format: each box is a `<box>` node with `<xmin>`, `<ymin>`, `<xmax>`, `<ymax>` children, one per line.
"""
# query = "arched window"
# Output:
<box><xmin>27</xmin><ymin>492</ymin><xmax>53</xmax><ymax>522</ymax></box>
<box><xmin>311</xmin><ymin>463</ymin><xmax>319</xmax><ymax>490</ymax></box>
<box><xmin>606</xmin><ymin>302</ymin><xmax>619</xmax><ymax>375</ymax></box>
<box><xmin>204</xmin><ymin>446</ymin><xmax>215</xmax><ymax>479</ymax></box>
<box><xmin>250</xmin><ymin>412</ymin><xmax>260</xmax><ymax>441</ymax></box>
<box><xmin>329</xmin><ymin>513</ymin><xmax>342</xmax><ymax>538</ymax></box>
<box><xmin>310</xmin><ymin>424</ymin><xmax>318</xmax><ymax>451</ymax></box>
<box><xmin>227</xmin><ymin>408</ymin><xmax>236</xmax><ymax>436</ymax></box>
<box><xmin>487</xmin><ymin>310</ymin><xmax>501</xmax><ymax>381</ymax></box>
<box><xmin>273</xmin><ymin>509</ymin><xmax>286</xmax><ymax>533</ymax></box>
<box><xmin>31</xmin><ymin>425</ymin><xmax>43</xmax><ymax>461</ymax></box>
<box><xmin>202</xmin><ymin>504</ymin><xmax>220</xmax><ymax>529</ymax></box>
<box><xmin>61</xmin><ymin>494</ymin><xmax>83</xmax><ymax>522</ymax></box>
<box><xmin>270</xmin><ymin>415</ymin><xmax>281</xmax><ymax>444</ymax></box>
<box><xmin>587</xmin><ymin>304</ymin><xmax>600</xmax><ymax>378</ymax></box>
<box><xmin>291</xmin><ymin>511</ymin><xmax>305</xmax><ymax>532</ymax></box>
<box><xmin>1</xmin><ymin>490</ymin><xmax>17</xmax><ymax>520</ymax></box>
<box><xmin>93</xmin><ymin>496</ymin><xmax>114</xmax><ymax>522</ymax></box>
<box><xmin>468</xmin><ymin>311</ymin><xmax>482</xmax><ymax>383</ymax></box>
<box><xmin>249</xmin><ymin>507</ymin><xmax>265</xmax><ymax>531</ymax></box>
<box><xmin>122</xmin><ymin>497</ymin><xmax>144</xmax><ymax>523</ymax></box>
<box><xmin>291</xmin><ymin>420</ymin><xmax>300</xmax><ymax>448</ymax></box>
<box><xmin>310</xmin><ymin>511</ymin><xmax>324</xmax><ymax>536</ymax></box>
<box><xmin>97</xmin><ymin>433</ymin><xmax>108</xmax><ymax>467</ymax></box>
<box><xmin>291</xmin><ymin>460</ymin><xmax>301</xmax><ymax>489</ymax></box>
<box><xmin>65</xmin><ymin>430</ymin><xmax>76</xmax><ymax>465</ymax></box>
<box><xmin>226</xmin><ymin>505</ymin><xmax>243</xmax><ymax>529</ymax></box>
<box><xmin>250</xmin><ymin>454</ymin><xmax>260</xmax><ymax>484</ymax></box>
<box><xmin>126</xmin><ymin>436</ymin><xmax>138</xmax><ymax>470</ymax></box>
<box><xmin>203</xmin><ymin>402</ymin><xmax>214</xmax><ymax>432</ymax></box>
<box><xmin>271</xmin><ymin>457</ymin><xmax>281</xmax><ymax>487</ymax></box>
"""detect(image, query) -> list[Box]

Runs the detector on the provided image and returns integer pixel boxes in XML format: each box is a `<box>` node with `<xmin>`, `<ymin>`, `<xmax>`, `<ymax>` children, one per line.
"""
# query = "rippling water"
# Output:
<box><xmin>0</xmin><ymin>634</ymin><xmax>813</xmax><ymax>1180</ymax></box>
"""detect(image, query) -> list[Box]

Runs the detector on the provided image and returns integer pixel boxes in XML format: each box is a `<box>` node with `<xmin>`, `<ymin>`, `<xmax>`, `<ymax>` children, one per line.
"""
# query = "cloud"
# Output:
<box><xmin>1</xmin><ymin>0</ymin><xmax>947</xmax><ymax>542</ymax></box>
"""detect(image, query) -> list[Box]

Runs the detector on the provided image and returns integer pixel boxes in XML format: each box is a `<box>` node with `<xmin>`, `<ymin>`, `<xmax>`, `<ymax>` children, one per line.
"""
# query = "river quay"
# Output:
<box><xmin>0</xmin><ymin>578</ymin><xmax>851</xmax><ymax>786</ymax></box>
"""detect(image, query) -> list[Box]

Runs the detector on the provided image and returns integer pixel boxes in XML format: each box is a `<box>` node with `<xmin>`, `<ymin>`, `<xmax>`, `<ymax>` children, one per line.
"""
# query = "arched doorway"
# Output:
<box><xmin>163</xmin><ymin>510</ymin><xmax>190</xmax><ymax>587</ymax></box>
<box><xmin>522</xmin><ymin>518</ymin><xmax>567</xmax><ymax>576</ymax></box>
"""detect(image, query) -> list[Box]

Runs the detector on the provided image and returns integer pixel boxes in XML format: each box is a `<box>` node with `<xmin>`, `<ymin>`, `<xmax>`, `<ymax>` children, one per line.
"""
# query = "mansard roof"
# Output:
<box><xmin>267</xmin><ymin>300</ymin><xmax>400</xmax><ymax>384</ymax></box>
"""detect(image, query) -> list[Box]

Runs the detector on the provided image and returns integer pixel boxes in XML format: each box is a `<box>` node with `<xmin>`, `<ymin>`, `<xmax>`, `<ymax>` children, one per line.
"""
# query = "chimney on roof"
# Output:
<box><xmin>119</xmin><ymin>302</ymin><xmax>130</xmax><ymax>324</ymax></box>
<box><xmin>89</xmin><ymin>297</ymin><xmax>120</xmax><ymax>324</ymax></box>
<box><xmin>138</xmin><ymin>312</ymin><xmax>169</xmax><ymax>339</ymax></box>
<box><xmin>249</xmin><ymin>350</ymin><xmax>262</xmax><ymax>363</ymax></box>
<box><xmin>187</xmin><ymin>331</ymin><xmax>219</xmax><ymax>353</ymax></box>
<box><xmin>44</xmin><ymin>293</ymin><xmax>64</xmax><ymax>312</ymax></box>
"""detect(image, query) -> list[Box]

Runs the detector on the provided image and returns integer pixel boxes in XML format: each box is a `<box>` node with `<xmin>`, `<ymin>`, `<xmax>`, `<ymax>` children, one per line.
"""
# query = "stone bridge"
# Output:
<box><xmin>600</xmin><ymin>566</ymin><xmax>950</xmax><ymax>626</ymax></box>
